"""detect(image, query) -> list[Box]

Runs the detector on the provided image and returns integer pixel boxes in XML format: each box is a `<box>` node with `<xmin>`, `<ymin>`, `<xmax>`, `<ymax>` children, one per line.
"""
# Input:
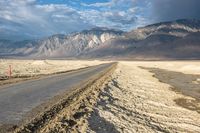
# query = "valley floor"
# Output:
<box><xmin>0</xmin><ymin>60</ymin><xmax>108</xmax><ymax>86</ymax></box>
<box><xmin>0</xmin><ymin>60</ymin><xmax>108</xmax><ymax>77</ymax></box>
<box><xmin>85</xmin><ymin>61</ymin><xmax>200</xmax><ymax>133</ymax></box>
<box><xmin>48</xmin><ymin>61</ymin><xmax>200</xmax><ymax>133</ymax></box>
<box><xmin>1</xmin><ymin>60</ymin><xmax>200</xmax><ymax>133</ymax></box>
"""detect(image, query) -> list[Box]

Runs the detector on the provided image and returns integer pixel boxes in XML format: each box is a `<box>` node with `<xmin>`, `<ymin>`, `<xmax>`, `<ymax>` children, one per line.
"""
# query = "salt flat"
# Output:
<box><xmin>0</xmin><ymin>60</ymin><xmax>109</xmax><ymax>86</ymax></box>
<box><xmin>0</xmin><ymin>60</ymin><xmax>108</xmax><ymax>77</ymax></box>
<box><xmin>85</xmin><ymin>61</ymin><xmax>200</xmax><ymax>133</ymax></box>
<box><xmin>43</xmin><ymin>61</ymin><xmax>200</xmax><ymax>133</ymax></box>
<box><xmin>1</xmin><ymin>60</ymin><xmax>200</xmax><ymax>133</ymax></box>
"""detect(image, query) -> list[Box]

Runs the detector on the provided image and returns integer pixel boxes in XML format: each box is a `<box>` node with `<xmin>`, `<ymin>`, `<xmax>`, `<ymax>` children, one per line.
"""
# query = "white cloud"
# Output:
<box><xmin>82</xmin><ymin>0</ymin><xmax>136</xmax><ymax>7</ymax></box>
<box><xmin>79</xmin><ymin>0</ymin><xmax>142</xmax><ymax>30</ymax></box>
<box><xmin>0</xmin><ymin>0</ymin><xmax>143</xmax><ymax>40</ymax></box>
<box><xmin>0</xmin><ymin>0</ymin><xmax>93</xmax><ymax>40</ymax></box>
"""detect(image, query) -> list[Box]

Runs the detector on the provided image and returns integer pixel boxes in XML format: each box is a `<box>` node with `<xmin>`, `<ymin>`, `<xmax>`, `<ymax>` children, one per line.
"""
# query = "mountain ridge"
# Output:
<box><xmin>1</xmin><ymin>19</ymin><xmax>200</xmax><ymax>59</ymax></box>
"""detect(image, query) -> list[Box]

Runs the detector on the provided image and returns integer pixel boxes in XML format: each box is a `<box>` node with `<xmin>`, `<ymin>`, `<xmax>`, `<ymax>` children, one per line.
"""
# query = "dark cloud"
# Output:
<box><xmin>105</xmin><ymin>11</ymin><xmax>137</xmax><ymax>25</ymax></box>
<box><xmin>150</xmin><ymin>0</ymin><xmax>200</xmax><ymax>22</ymax></box>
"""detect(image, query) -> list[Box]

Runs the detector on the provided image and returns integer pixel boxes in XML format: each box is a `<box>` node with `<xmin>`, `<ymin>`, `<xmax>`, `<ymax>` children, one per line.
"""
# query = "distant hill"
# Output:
<box><xmin>82</xmin><ymin>19</ymin><xmax>200</xmax><ymax>59</ymax></box>
<box><xmin>0</xmin><ymin>28</ymin><xmax>123</xmax><ymax>58</ymax></box>
<box><xmin>0</xmin><ymin>19</ymin><xmax>200</xmax><ymax>59</ymax></box>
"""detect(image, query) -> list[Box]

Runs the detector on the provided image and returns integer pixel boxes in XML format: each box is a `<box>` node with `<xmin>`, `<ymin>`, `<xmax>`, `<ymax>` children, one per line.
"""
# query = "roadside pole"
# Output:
<box><xmin>8</xmin><ymin>65</ymin><xmax>12</xmax><ymax>79</ymax></box>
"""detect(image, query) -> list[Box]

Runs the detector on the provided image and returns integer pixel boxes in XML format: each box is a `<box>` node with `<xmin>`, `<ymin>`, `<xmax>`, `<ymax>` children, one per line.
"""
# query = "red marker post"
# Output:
<box><xmin>8</xmin><ymin>65</ymin><xmax>12</xmax><ymax>79</ymax></box>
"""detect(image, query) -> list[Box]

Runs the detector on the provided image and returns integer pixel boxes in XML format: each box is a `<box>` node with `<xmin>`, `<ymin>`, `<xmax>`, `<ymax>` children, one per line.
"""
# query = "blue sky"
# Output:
<box><xmin>0</xmin><ymin>0</ymin><xmax>200</xmax><ymax>40</ymax></box>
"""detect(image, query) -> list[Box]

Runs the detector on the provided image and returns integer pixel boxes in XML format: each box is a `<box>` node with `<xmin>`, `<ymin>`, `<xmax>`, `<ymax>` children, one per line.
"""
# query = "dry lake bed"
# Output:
<box><xmin>0</xmin><ymin>60</ymin><xmax>200</xmax><ymax>133</ymax></box>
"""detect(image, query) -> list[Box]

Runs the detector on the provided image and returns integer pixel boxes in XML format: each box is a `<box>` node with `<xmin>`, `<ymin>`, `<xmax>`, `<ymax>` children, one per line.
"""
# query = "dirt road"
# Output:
<box><xmin>0</xmin><ymin>63</ymin><xmax>114</xmax><ymax>128</ymax></box>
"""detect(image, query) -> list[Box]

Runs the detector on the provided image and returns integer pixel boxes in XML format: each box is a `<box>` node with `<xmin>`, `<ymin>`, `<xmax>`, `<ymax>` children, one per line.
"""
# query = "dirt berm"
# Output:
<box><xmin>11</xmin><ymin>62</ymin><xmax>117</xmax><ymax>133</ymax></box>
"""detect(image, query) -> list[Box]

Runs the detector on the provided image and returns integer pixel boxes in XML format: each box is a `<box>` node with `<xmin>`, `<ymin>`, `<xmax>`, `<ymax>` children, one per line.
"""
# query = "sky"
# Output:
<box><xmin>0</xmin><ymin>0</ymin><xmax>200</xmax><ymax>40</ymax></box>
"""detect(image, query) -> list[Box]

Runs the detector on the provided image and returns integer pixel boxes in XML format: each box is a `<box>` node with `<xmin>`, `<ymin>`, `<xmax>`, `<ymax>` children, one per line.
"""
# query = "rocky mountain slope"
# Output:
<box><xmin>83</xmin><ymin>19</ymin><xmax>200</xmax><ymax>59</ymax></box>
<box><xmin>0</xmin><ymin>19</ymin><xmax>200</xmax><ymax>59</ymax></box>
<box><xmin>0</xmin><ymin>28</ymin><xmax>123</xmax><ymax>58</ymax></box>
<box><xmin>126</xmin><ymin>19</ymin><xmax>200</xmax><ymax>40</ymax></box>
<box><xmin>0</xmin><ymin>40</ymin><xmax>37</xmax><ymax>56</ymax></box>
<box><xmin>31</xmin><ymin>28</ymin><xmax>123</xmax><ymax>58</ymax></box>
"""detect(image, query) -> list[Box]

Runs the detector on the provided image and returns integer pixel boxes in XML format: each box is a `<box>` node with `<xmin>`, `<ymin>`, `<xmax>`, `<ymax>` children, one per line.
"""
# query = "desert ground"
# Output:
<box><xmin>0</xmin><ymin>59</ymin><xmax>108</xmax><ymax>77</ymax></box>
<box><xmin>0</xmin><ymin>60</ymin><xmax>109</xmax><ymax>85</ymax></box>
<box><xmin>0</xmin><ymin>60</ymin><xmax>200</xmax><ymax>133</ymax></box>
<box><xmin>38</xmin><ymin>61</ymin><xmax>200</xmax><ymax>133</ymax></box>
<box><xmin>85</xmin><ymin>61</ymin><xmax>200</xmax><ymax>133</ymax></box>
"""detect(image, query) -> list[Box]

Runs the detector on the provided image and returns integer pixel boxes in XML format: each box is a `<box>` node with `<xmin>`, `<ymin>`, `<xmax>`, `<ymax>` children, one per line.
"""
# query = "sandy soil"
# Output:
<box><xmin>13</xmin><ymin>62</ymin><xmax>117</xmax><ymax>133</ymax></box>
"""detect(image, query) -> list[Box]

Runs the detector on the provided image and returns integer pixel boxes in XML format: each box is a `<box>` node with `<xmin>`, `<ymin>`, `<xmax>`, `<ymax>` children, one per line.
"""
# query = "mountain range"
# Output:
<box><xmin>1</xmin><ymin>19</ymin><xmax>200</xmax><ymax>60</ymax></box>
